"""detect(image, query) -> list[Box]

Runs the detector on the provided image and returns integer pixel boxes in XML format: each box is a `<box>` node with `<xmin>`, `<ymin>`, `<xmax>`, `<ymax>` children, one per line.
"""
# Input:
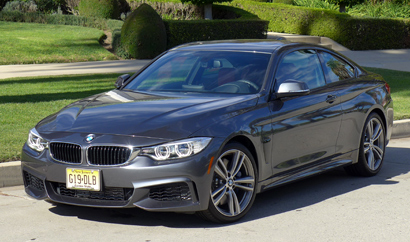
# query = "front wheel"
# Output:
<box><xmin>197</xmin><ymin>142</ymin><xmax>257</xmax><ymax>223</ymax></box>
<box><xmin>345</xmin><ymin>113</ymin><xmax>386</xmax><ymax>176</ymax></box>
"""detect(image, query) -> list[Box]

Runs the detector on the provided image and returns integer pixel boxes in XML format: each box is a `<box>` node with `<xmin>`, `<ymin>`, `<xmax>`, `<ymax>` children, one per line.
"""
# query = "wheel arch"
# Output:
<box><xmin>225</xmin><ymin>135</ymin><xmax>259</xmax><ymax>176</ymax></box>
<box><xmin>367</xmin><ymin>107</ymin><xmax>387</xmax><ymax>135</ymax></box>
<box><xmin>355</xmin><ymin>107</ymin><xmax>387</xmax><ymax>153</ymax></box>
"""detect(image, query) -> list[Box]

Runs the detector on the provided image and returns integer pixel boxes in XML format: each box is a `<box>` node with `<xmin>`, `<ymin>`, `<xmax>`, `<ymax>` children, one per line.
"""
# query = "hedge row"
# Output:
<box><xmin>0</xmin><ymin>11</ymin><xmax>123</xmax><ymax>30</ymax></box>
<box><xmin>112</xmin><ymin>18</ymin><xmax>268</xmax><ymax>56</ymax></box>
<box><xmin>164</xmin><ymin>19</ymin><xmax>268</xmax><ymax>48</ymax></box>
<box><xmin>227</xmin><ymin>0</ymin><xmax>410</xmax><ymax>50</ymax></box>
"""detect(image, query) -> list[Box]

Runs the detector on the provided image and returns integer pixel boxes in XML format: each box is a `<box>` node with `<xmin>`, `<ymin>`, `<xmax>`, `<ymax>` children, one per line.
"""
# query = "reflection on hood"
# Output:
<box><xmin>36</xmin><ymin>90</ymin><xmax>258</xmax><ymax>140</ymax></box>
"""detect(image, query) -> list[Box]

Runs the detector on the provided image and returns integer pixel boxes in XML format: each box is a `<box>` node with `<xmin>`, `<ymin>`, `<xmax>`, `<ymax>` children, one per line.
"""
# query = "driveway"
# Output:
<box><xmin>1</xmin><ymin>137</ymin><xmax>410</xmax><ymax>242</ymax></box>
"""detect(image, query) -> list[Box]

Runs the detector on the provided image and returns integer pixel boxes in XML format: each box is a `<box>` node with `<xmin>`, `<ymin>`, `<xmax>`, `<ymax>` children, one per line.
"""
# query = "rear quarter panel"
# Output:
<box><xmin>332</xmin><ymin>72</ymin><xmax>393</xmax><ymax>157</ymax></box>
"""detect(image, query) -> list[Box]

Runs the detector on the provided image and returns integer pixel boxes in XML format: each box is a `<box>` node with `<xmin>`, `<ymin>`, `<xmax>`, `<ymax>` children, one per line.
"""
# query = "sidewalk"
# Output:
<box><xmin>0</xmin><ymin>59</ymin><xmax>151</xmax><ymax>80</ymax></box>
<box><xmin>340</xmin><ymin>49</ymin><xmax>410</xmax><ymax>72</ymax></box>
<box><xmin>1</xmin><ymin>36</ymin><xmax>410</xmax><ymax>188</ymax></box>
<box><xmin>1</xmin><ymin>43</ymin><xmax>409</xmax><ymax>80</ymax></box>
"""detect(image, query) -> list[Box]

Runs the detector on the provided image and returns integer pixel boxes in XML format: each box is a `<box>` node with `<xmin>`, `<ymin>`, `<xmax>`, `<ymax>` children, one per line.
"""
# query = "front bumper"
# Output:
<box><xmin>21</xmin><ymin>138</ymin><xmax>222</xmax><ymax>212</ymax></box>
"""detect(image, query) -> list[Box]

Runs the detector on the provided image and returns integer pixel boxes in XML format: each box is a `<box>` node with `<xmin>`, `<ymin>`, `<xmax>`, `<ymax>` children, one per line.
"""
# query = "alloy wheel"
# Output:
<box><xmin>363</xmin><ymin>117</ymin><xmax>385</xmax><ymax>171</ymax></box>
<box><xmin>211</xmin><ymin>149</ymin><xmax>255</xmax><ymax>217</ymax></box>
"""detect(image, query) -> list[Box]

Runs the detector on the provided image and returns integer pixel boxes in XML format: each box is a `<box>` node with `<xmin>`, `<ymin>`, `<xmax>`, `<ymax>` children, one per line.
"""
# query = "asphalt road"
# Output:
<box><xmin>1</xmin><ymin>137</ymin><xmax>410</xmax><ymax>242</ymax></box>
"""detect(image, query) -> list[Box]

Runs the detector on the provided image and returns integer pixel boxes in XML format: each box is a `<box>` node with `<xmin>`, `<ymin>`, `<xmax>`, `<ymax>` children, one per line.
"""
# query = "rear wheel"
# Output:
<box><xmin>345</xmin><ymin>113</ymin><xmax>386</xmax><ymax>176</ymax></box>
<box><xmin>197</xmin><ymin>142</ymin><xmax>257</xmax><ymax>223</ymax></box>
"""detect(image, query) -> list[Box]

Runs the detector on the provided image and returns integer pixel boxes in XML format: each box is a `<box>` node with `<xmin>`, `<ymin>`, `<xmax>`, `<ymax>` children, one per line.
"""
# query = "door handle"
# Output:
<box><xmin>326</xmin><ymin>95</ymin><xmax>337</xmax><ymax>104</ymax></box>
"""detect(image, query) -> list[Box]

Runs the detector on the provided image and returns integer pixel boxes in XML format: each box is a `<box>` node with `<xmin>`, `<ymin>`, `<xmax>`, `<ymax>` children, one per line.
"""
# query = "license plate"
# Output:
<box><xmin>66</xmin><ymin>168</ymin><xmax>101</xmax><ymax>191</ymax></box>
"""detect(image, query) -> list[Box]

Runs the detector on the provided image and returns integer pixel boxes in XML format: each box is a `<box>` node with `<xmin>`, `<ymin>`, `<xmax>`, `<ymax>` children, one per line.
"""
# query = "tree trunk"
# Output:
<box><xmin>339</xmin><ymin>3</ymin><xmax>346</xmax><ymax>13</ymax></box>
<box><xmin>204</xmin><ymin>4</ymin><xmax>212</xmax><ymax>20</ymax></box>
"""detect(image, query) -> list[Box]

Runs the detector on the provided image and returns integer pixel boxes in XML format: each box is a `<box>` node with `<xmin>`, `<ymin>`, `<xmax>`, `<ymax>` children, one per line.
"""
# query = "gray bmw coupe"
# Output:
<box><xmin>22</xmin><ymin>40</ymin><xmax>393</xmax><ymax>223</ymax></box>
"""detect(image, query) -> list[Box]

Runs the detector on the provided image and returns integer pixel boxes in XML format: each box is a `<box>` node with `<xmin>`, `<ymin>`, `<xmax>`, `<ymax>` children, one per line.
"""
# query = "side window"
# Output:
<box><xmin>319</xmin><ymin>51</ymin><xmax>354</xmax><ymax>83</ymax></box>
<box><xmin>275</xmin><ymin>50</ymin><xmax>326</xmax><ymax>90</ymax></box>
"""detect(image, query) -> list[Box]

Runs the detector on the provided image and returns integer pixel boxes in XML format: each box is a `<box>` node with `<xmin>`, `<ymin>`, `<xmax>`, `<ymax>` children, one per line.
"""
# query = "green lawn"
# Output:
<box><xmin>0</xmin><ymin>21</ymin><xmax>117</xmax><ymax>64</ymax></box>
<box><xmin>0</xmin><ymin>68</ymin><xmax>408</xmax><ymax>162</ymax></box>
<box><xmin>365</xmin><ymin>67</ymin><xmax>409</xmax><ymax>121</ymax></box>
<box><xmin>0</xmin><ymin>73</ymin><xmax>121</xmax><ymax>162</ymax></box>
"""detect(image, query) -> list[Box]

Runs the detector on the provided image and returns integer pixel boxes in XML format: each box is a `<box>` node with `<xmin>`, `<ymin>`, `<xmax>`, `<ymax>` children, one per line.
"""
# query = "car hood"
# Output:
<box><xmin>36</xmin><ymin>90</ymin><xmax>258</xmax><ymax>141</ymax></box>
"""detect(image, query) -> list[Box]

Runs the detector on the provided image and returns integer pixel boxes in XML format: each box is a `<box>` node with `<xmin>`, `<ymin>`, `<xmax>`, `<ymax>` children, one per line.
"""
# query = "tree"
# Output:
<box><xmin>328</xmin><ymin>0</ymin><xmax>364</xmax><ymax>13</ymax></box>
<box><xmin>180</xmin><ymin>0</ymin><xmax>233</xmax><ymax>20</ymax></box>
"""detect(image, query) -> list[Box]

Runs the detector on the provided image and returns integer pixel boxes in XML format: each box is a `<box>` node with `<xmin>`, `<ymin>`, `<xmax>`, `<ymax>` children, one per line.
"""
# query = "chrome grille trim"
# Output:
<box><xmin>87</xmin><ymin>146</ymin><xmax>133</xmax><ymax>166</ymax></box>
<box><xmin>49</xmin><ymin>142</ymin><xmax>82</xmax><ymax>164</ymax></box>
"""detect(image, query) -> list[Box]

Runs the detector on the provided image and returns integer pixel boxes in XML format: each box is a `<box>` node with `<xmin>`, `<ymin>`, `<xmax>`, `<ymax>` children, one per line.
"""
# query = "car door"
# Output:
<box><xmin>269</xmin><ymin>49</ymin><xmax>343</xmax><ymax>176</ymax></box>
<box><xmin>317</xmin><ymin>50</ymin><xmax>368</xmax><ymax>155</ymax></box>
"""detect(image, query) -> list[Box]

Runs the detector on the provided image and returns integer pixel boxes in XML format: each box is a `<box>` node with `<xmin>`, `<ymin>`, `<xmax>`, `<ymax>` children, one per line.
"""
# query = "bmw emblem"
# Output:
<box><xmin>85</xmin><ymin>134</ymin><xmax>95</xmax><ymax>143</ymax></box>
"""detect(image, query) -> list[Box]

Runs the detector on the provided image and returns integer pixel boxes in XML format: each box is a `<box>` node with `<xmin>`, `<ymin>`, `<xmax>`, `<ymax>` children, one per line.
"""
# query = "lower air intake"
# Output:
<box><xmin>53</xmin><ymin>182</ymin><xmax>133</xmax><ymax>201</ymax></box>
<box><xmin>24</xmin><ymin>171</ymin><xmax>45</xmax><ymax>191</ymax></box>
<box><xmin>149</xmin><ymin>183</ymin><xmax>191</xmax><ymax>202</ymax></box>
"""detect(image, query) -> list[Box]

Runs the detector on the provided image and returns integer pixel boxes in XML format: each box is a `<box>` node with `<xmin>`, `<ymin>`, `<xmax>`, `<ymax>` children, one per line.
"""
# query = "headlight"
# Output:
<box><xmin>140</xmin><ymin>137</ymin><xmax>212</xmax><ymax>160</ymax></box>
<box><xmin>27</xmin><ymin>128</ymin><xmax>47</xmax><ymax>152</ymax></box>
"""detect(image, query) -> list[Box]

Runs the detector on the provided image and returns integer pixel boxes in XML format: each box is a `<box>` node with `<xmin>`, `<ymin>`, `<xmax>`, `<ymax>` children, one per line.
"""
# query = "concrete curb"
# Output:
<box><xmin>0</xmin><ymin>161</ymin><xmax>22</xmax><ymax>188</ymax></box>
<box><xmin>1</xmin><ymin>120</ymin><xmax>409</xmax><ymax>189</ymax></box>
<box><xmin>392</xmin><ymin>119</ymin><xmax>410</xmax><ymax>139</ymax></box>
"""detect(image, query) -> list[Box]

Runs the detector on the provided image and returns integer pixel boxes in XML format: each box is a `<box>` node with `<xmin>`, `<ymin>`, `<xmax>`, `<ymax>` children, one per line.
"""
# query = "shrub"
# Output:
<box><xmin>127</xmin><ymin>0</ymin><xmax>203</xmax><ymax>20</ymax></box>
<box><xmin>34</xmin><ymin>0</ymin><xmax>65</xmax><ymax>13</ymax></box>
<box><xmin>78</xmin><ymin>0</ymin><xmax>120</xmax><ymax>19</ymax></box>
<box><xmin>120</xmin><ymin>3</ymin><xmax>167</xmax><ymax>59</ymax></box>
<box><xmin>2</xmin><ymin>0</ymin><xmax>38</xmax><ymax>12</ymax></box>
<box><xmin>164</xmin><ymin>19</ymin><xmax>268</xmax><ymax>48</ymax></box>
<box><xmin>65</xmin><ymin>0</ymin><xmax>80</xmax><ymax>15</ymax></box>
<box><xmin>348</xmin><ymin>1</ymin><xmax>410</xmax><ymax>19</ymax></box>
<box><xmin>1</xmin><ymin>0</ymin><xmax>9</xmax><ymax>10</ymax></box>
<box><xmin>112</xmin><ymin>28</ymin><xmax>129</xmax><ymax>58</ymax></box>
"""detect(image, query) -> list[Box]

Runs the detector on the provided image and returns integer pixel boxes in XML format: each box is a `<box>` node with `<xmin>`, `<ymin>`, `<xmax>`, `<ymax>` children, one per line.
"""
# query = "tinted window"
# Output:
<box><xmin>319</xmin><ymin>51</ymin><xmax>354</xmax><ymax>83</ymax></box>
<box><xmin>125</xmin><ymin>51</ymin><xmax>271</xmax><ymax>94</ymax></box>
<box><xmin>276</xmin><ymin>50</ymin><xmax>326</xmax><ymax>89</ymax></box>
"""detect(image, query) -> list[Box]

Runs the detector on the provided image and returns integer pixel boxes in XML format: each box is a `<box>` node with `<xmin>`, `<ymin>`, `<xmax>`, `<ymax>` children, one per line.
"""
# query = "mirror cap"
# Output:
<box><xmin>276</xmin><ymin>79</ymin><xmax>310</xmax><ymax>99</ymax></box>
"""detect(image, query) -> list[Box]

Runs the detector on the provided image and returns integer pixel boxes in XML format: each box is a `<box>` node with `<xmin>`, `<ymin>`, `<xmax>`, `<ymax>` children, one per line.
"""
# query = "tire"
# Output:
<box><xmin>197</xmin><ymin>142</ymin><xmax>258</xmax><ymax>223</ymax></box>
<box><xmin>344</xmin><ymin>113</ymin><xmax>386</xmax><ymax>177</ymax></box>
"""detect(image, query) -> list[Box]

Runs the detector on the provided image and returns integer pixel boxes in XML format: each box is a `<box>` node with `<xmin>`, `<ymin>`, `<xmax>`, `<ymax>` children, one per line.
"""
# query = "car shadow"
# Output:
<box><xmin>48</xmin><ymin>146</ymin><xmax>410</xmax><ymax>228</ymax></box>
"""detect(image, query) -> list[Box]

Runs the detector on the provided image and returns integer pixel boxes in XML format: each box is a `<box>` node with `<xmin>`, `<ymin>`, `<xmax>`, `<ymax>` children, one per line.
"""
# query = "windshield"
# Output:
<box><xmin>124</xmin><ymin>50</ymin><xmax>271</xmax><ymax>94</ymax></box>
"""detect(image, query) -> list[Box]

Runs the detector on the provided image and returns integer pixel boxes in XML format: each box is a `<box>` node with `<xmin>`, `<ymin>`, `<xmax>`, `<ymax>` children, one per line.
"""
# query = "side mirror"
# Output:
<box><xmin>276</xmin><ymin>80</ymin><xmax>310</xmax><ymax>99</ymax></box>
<box><xmin>115</xmin><ymin>74</ymin><xmax>131</xmax><ymax>89</ymax></box>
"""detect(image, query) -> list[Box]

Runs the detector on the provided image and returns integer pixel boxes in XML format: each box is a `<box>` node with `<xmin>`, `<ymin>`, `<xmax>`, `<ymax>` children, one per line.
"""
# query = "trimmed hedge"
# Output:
<box><xmin>0</xmin><ymin>11</ymin><xmax>123</xmax><ymax>30</ymax></box>
<box><xmin>113</xmin><ymin>19</ymin><xmax>268</xmax><ymax>55</ymax></box>
<box><xmin>164</xmin><ymin>19</ymin><xmax>268</xmax><ymax>48</ymax></box>
<box><xmin>120</xmin><ymin>3</ymin><xmax>167</xmax><ymax>59</ymax></box>
<box><xmin>226</xmin><ymin>0</ymin><xmax>410</xmax><ymax>50</ymax></box>
<box><xmin>78</xmin><ymin>0</ymin><xmax>120</xmax><ymax>19</ymax></box>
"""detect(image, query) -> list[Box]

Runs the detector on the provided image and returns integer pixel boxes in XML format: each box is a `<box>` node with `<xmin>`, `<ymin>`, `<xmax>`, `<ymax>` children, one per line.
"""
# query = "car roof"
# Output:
<box><xmin>170</xmin><ymin>39</ymin><xmax>292</xmax><ymax>54</ymax></box>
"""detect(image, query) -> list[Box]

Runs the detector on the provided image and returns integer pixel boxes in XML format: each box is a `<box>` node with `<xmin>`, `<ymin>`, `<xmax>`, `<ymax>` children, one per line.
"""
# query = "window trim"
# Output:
<box><xmin>272</xmin><ymin>48</ymin><xmax>327</xmax><ymax>92</ymax></box>
<box><xmin>317</xmin><ymin>50</ymin><xmax>358</xmax><ymax>82</ymax></box>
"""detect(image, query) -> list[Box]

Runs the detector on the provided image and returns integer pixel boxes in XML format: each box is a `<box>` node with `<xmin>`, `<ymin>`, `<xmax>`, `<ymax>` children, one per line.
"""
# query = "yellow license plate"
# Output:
<box><xmin>66</xmin><ymin>168</ymin><xmax>101</xmax><ymax>191</ymax></box>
